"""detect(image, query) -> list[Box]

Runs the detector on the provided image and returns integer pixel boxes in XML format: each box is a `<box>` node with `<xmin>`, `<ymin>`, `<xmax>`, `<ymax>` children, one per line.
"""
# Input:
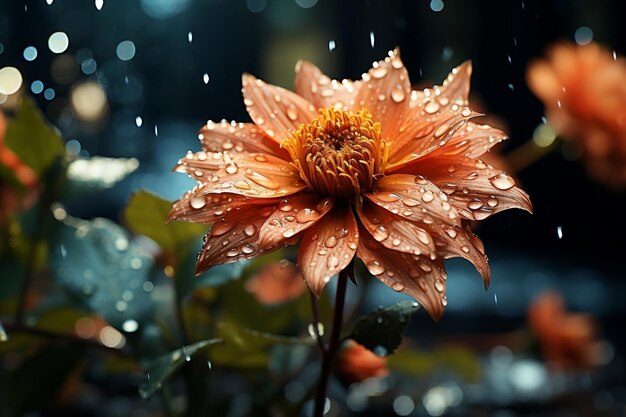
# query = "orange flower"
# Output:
<box><xmin>0</xmin><ymin>110</ymin><xmax>39</xmax><ymax>224</ymax></box>
<box><xmin>169</xmin><ymin>50</ymin><xmax>531</xmax><ymax>319</ymax></box>
<box><xmin>527</xmin><ymin>41</ymin><xmax>626</xmax><ymax>187</ymax></box>
<box><xmin>336</xmin><ymin>341</ymin><xmax>389</xmax><ymax>384</ymax></box>
<box><xmin>245</xmin><ymin>259</ymin><xmax>306</xmax><ymax>304</ymax></box>
<box><xmin>527</xmin><ymin>292</ymin><xmax>600</xmax><ymax>370</ymax></box>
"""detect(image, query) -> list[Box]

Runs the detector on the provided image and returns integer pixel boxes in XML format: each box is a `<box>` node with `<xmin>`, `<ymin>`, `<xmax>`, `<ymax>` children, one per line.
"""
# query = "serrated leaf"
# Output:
<box><xmin>62</xmin><ymin>157</ymin><xmax>139</xmax><ymax>198</ymax></box>
<box><xmin>139</xmin><ymin>339</ymin><xmax>222</xmax><ymax>399</ymax></box>
<box><xmin>49</xmin><ymin>216</ymin><xmax>154</xmax><ymax>330</ymax></box>
<box><xmin>124</xmin><ymin>191</ymin><xmax>206</xmax><ymax>258</ymax></box>
<box><xmin>348</xmin><ymin>301</ymin><xmax>421</xmax><ymax>357</ymax></box>
<box><xmin>4</xmin><ymin>96</ymin><xmax>65</xmax><ymax>175</ymax></box>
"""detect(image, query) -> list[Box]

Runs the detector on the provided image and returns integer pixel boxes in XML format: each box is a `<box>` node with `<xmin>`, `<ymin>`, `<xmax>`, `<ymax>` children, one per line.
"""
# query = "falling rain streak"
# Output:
<box><xmin>328</xmin><ymin>40</ymin><xmax>336</xmax><ymax>51</ymax></box>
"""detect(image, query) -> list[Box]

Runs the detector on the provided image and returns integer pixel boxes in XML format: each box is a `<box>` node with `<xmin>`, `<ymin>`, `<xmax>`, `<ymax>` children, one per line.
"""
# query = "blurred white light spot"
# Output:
<box><xmin>122</xmin><ymin>319</ymin><xmax>139</xmax><ymax>333</ymax></box>
<box><xmin>246</xmin><ymin>0</ymin><xmax>266</xmax><ymax>13</ymax></box>
<box><xmin>71</xmin><ymin>81</ymin><xmax>108</xmax><ymax>122</ymax></box>
<box><xmin>75</xmin><ymin>317</ymin><xmax>97</xmax><ymax>338</ymax></box>
<box><xmin>557</xmin><ymin>225</ymin><xmax>563</xmax><ymax>239</ymax></box>
<box><xmin>0</xmin><ymin>66</ymin><xmax>23</xmax><ymax>95</ymax></box>
<box><xmin>441</xmin><ymin>47</ymin><xmax>453</xmax><ymax>62</ymax></box>
<box><xmin>328</xmin><ymin>40</ymin><xmax>336</xmax><ymax>51</ymax></box>
<box><xmin>43</xmin><ymin>88</ymin><xmax>55</xmax><ymax>100</ymax></box>
<box><xmin>423</xmin><ymin>387</ymin><xmax>447</xmax><ymax>416</ymax></box>
<box><xmin>613</xmin><ymin>50</ymin><xmax>617</xmax><ymax>60</ymax></box>
<box><xmin>203</xmin><ymin>73</ymin><xmax>210</xmax><ymax>84</ymax></box>
<box><xmin>99</xmin><ymin>326</ymin><xmax>125</xmax><ymax>348</ymax></box>
<box><xmin>95</xmin><ymin>0</ymin><xmax>104</xmax><ymax>10</ymax></box>
<box><xmin>48</xmin><ymin>32</ymin><xmax>69</xmax><ymax>54</ymax></box>
<box><xmin>130</xmin><ymin>257</ymin><xmax>143</xmax><ymax>269</ymax></box>
<box><xmin>135</xmin><ymin>116</ymin><xmax>143</xmax><ymax>127</ymax></box>
<box><xmin>23</xmin><ymin>46</ymin><xmax>38</xmax><ymax>61</ymax></box>
<box><xmin>508</xmin><ymin>359</ymin><xmax>547</xmax><ymax>396</ymax></box>
<box><xmin>116</xmin><ymin>40</ymin><xmax>136</xmax><ymax>61</ymax></box>
<box><xmin>295</xmin><ymin>0</ymin><xmax>318</xmax><ymax>8</ymax></box>
<box><xmin>346</xmin><ymin>385</ymin><xmax>368</xmax><ymax>411</ymax></box>
<box><xmin>370</xmin><ymin>31</ymin><xmax>375</xmax><ymax>48</ymax></box>
<box><xmin>142</xmin><ymin>281</ymin><xmax>154</xmax><ymax>292</ymax></box>
<box><xmin>52</xmin><ymin>205</ymin><xmax>67</xmax><ymax>220</ymax></box>
<box><xmin>67</xmin><ymin>157</ymin><xmax>139</xmax><ymax>187</ymax></box>
<box><xmin>31</xmin><ymin>80</ymin><xmax>44</xmax><ymax>94</ymax></box>
<box><xmin>574</xmin><ymin>26</ymin><xmax>593</xmax><ymax>45</ymax></box>
<box><xmin>187</xmin><ymin>31</ymin><xmax>193</xmax><ymax>43</ymax></box>
<box><xmin>154</xmin><ymin>125</ymin><xmax>159</xmax><ymax>136</ymax></box>
<box><xmin>140</xmin><ymin>0</ymin><xmax>191</xmax><ymax>19</ymax></box>
<box><xmin>494</xmin><ymin>293</ymin><xmax>498</xmax><ymax>304</ymax></box>
<box><xmin>533</xmin><ymin>123</ymin><xmax>556</xmax><ymax>148</ymax></box>
<box><xmin>393</xmin><ymin>395</ymin><xmax>415</xmax><ymax>416</ymax></box>
<box><xmin>430</xmin><ymin>0</ymin><xmax>444</xmax><ymax>12</ymax></box>
<box><xmin>508</xmin><ymin>83</ymin><xmax>514</xmax><ymax>91</ymax></box>
<box><xmin>46</xmin><ymin>0</ymin><xmax>54</xmax><ymax>4</ymax></box>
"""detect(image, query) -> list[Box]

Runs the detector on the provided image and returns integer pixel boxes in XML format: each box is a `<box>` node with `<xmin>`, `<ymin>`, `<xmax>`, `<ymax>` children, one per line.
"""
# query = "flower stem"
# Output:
<box><xmin>308</xmin><ymin>289</ymin><xmax>326</xmax><ymax>355</ymax></box>
<box><xmin>505</xmin><ymin>137</ymin><xmax>560</xmax><ymax>173</ymax></box>
<box><xmin>313</xmin><ymin>263</ymin><xmax>350</xmax><ymax>417</ymax></box>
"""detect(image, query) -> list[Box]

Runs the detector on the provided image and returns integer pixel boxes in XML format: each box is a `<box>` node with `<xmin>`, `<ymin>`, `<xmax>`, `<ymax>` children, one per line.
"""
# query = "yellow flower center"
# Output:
<box><xmin>282</xmin><ymin>108</ymin><xmax>388</xmax><ymax>200</ymax></box>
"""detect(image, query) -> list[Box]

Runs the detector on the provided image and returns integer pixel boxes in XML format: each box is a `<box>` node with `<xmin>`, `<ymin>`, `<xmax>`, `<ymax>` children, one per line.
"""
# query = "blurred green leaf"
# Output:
<box><xmin>388</xmin><ymin>348</ymin><xmax>481</xmax><ymax>382</ymax></box>
<box><xmin>348</xmin><ymin>301</ymin><xmax>421</xmax><ymax>357</ymax></box>
<box><xmin>61</xmin><ymin>157</ymin><xmax>139</xmax><ymax>198</ymax></box>
<box><xmin>49</xmin><ymin>216</ymin><xmax>154</xmax><ymax>330</ymax></box>
<box><xmin>124</xmin><ymin>191</ymin><xmax>206</xmax><ymax>259</ymax></box>
<box><xmin>139</xmin><ymin>338</ymin><xmax>222</xmax><ymax>399</ymax></box>
<box><xmin>4</xmin><ymin>96</ymin><xmax>65</xmax><ymax>175</ymax></box>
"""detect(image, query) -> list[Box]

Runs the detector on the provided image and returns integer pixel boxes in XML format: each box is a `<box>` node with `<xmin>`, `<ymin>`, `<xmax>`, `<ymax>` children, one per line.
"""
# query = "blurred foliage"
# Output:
<box><xmin>0</xmin><ymin>95</ymin><xmax>477</xmax><ymax>416</ymax></box>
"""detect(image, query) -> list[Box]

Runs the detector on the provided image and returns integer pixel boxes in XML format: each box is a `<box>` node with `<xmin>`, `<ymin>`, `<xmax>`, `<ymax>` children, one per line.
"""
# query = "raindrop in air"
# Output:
<box><xmin>203</xmin><ymin>73</ymin><xmax>209</xmax><ymax>84</ymax></box>
<box><xmin>122</xmin><ymin>319</ymin><xmax>139</xmax><ymax>333</ymax></box>
<box><xmin>154</xmin><ymin>125</ymin><xmax>158</xmax><ymax>136</ymax></box>
<box><xmin>187</xmin><ymin>32</ymin><xmax>193</xmax><ymax>43</ymax></box>
<box><xmin>557</xmin><ymin>225</ymin><xmax>563</xmax><ymax>239</ymax></box>
<box><xmin>574</xmin><ymin>26</ymin><xmax>593</xmax><ymax>45</ymax></box>
<box><xmin>135</xmin><ymin>116</ymin><xmax>143</xmax><ymax>127</ymax></box>
<box><xmin>369</xmin><ymin>31</ymin><xmax>375</xmax><ymax>48</ymax></box>
<box><xmin>95</xmin><ymin>0</ymin><xmax>104</xmax><ymax>10</ymax></box>
<box><xmin>328</xmin><ymin>40</ymin><xmax>336</xmax><ymax>51</ymax></box>
<box><xmin>430</xmin><ymin>0</ymin><xmax>444</xmax><ymax>12</ymax></box>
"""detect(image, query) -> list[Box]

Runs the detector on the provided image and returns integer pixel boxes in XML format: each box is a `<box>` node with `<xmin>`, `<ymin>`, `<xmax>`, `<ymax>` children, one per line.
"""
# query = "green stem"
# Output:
<box><xmin>308</xmin><ymin>289</ymin><xmax>326</xmax><ymax>354</ymax></box>
<box><xmin>313</xmin><ymin>263</ymin><xmax>350</xmax><ymax>417</ymax></box>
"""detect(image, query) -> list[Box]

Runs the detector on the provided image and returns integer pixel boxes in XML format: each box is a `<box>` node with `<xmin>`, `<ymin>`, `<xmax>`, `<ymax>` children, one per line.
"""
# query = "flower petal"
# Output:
<box><xmin>427</xmin><ymin>222</ymin><xmax>490</xmax><ymax>288</ymax></box>
<box><xmin>199</xmin><ymin>120</ymin><xmax>288</xmax><ymax>159</ymax></box>
<box><xmin>195</xmin><ymin>203</ymin><xmax>282</xmax><ymax>274</ymax></box>
<box><xmin>365</xmin><ymin>174</ymin><xmax>460</xmax><ymax>226</ymax></box>
<box><xmin>354</xmin><ymin>48</ymin><xmax>411</xmax><ymax>139</ymax></box>
<box><xmin>241</xmin><ymin>73</ymin><xmax>317</xmax><ymax>143</ymax></box>
<box><xmin>174</xmin><ymin>151</ymin><xmax>306</xmax><ymax>198</ymax></box>
<box><xmin>357</xmin><ymin>228</ymin><xmax>448</xmax><ymax>320</ymax></box>
<box><xmin>385</xmin><ymin>107</ymin><xmax>481</xmax><ymax>171</ymax></box>
<box><xmin>411</xmin><ymin>154</ymin><xmax>532</xmax><ymax>220</ymax></box>
<box><xmin>169</xmin><ymin>192</ymin><xmax>270</xmax><ymax>224</ymax></box>
<box><xmin>356</xmin><ymin>200</ymin><xmax>436</xmax><ymax>257</ymax></box>
<box><xmin>258</xmin><ymin>194</ymin><xmax>334</xmax><ymax>248</ymax></box>
<box><xmin>437</xmin><ymin>121</ymin><xmax>508</xmax><ymax>159</ymax></box>
<box><xmin>294</xmin><ymin>60</ymin><xmax>361</xmax><ymax>110</ymax></box>
<box><xmin>297</xmin><ymin>205</ymin><xmax>358</xmax><ymax>296</ymax></box>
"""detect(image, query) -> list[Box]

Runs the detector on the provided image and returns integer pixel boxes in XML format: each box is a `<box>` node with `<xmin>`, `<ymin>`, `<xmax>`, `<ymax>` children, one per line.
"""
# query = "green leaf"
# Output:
<box><xmin>49</xmin><ymin>216</ymin><xmax>154</xmax><ymax>330</ymax></box>
<box><xmin>124</xmin><ymin>191</ymin><xmax>206</xmax><ymax>259</ymax></box>
<box><xmin>139</xmin><ymin>339</ymin><xmax>222</xmax><ymax>399</ymax></box>
<box><xmin>62</xmin><ymin>157</ymin><xmax>139</xmax><ymax>198</ymax></box>
<box><xmin>4</xmin><ymin>96</ymin><xmax>65</xmax><ymax>175</ymax></box>
<box><xmin>348</xmin><ymin>301</ymin><xmax>421</xmax><ymax>357</ymax></box>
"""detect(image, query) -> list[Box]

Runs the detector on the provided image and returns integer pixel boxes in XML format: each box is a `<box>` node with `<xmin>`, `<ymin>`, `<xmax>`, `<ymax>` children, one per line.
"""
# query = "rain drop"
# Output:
<box><xmin>390</xmin><ymin>86</ymin><xmax>405</xmax><ymax>102</ymax></box>
<box><xmin>489</xmin><ymin>173</ymin><xmax>515</xmax><ymax>190</ymax></box>
<box><xmin>187</xmin><ymin>32</ymin><xmax>193</xmax><ymax>43</ymax></box>
<box><xmin>557</xmin><ymin>225</ymin><xmax>563</xmax><ymax>239</ymax></box>
<box><xmin>328</xmin><ymin>40</ymin><xmax>336</xmax><ymax>51</ymax></box>
<box><xmin>243</xmin><ymin>225</ymin><xmax>256</xmax><ymax>236</ymax></box>
<box><xmin>369</xmin><ymin>31</ymin><xmax>375</xmax><ymax>48</ymax></box>
<box><xmin>95</xmin><ymin>0</ymin><xmax>104</xmax><ymax>10</ymax></box>
<box><xmin>203</xmin><ymin>73</ymin><xmax>209</xmax><ymax>84</ymax></box>
<box><xmin>367</xmin><ymin>261</ymin><xmax>385</xmax><ymax>276</ymax></box>
<box><xmin>135</xmin><ymin>116</ymin><xmax>143</xmax><ymax>127</ymax></box>
<box><xmin>391</xmin><ymin>282</ymin><xmax>405</xmax><ymax>292</ymax></box>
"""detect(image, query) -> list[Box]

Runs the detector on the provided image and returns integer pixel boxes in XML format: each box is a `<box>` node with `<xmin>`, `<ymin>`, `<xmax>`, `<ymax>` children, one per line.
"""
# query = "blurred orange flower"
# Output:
<box><xmin>336</xmin><ymin>341</ymin><xmax>389</xmax><ymax>384</ymax></box>
<box><xmin>169</xmin><ymin>50</ymin><xmax>531</xmax><ymax>319</ymax></box>
<box><xmin>527</xmin><ymin>41</ymin><xmax>626</xmax><ymax>187</ymax></box>
<box><xmin>245</xmin><ymin>259</ymin><xmax>306</xmax><ymax>304</ymax></box>
<box><xmin>527</xmin><ymin>292</ymin><xmax>600</xmax><ymax>370</ymax></box>
<box><xmin>0</xmin><ymin>110</ymin><xmax>39</xmax><ymax>224</ymax></box>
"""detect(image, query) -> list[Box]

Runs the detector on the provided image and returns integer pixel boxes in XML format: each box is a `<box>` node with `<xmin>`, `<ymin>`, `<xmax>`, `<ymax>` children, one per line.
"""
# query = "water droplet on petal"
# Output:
<box><xmin>372</xmin><ymin>225</ymin><xmax>389</xmax><ymax>241</ymax></box>
<box><xmin>367</xmin><ymin>261</ymin><xmax>385</xmax><ymax>276</ymax></box>
<box><xmin>421</xmin><ymin>191</ymin><xmax>434</xmax><ymax>202</ymax></box>
<box><xmin>434</xmin><ymin>279</ymin><xmax>444</xmax><ymax>292</ymax></box>
<box><xmin>243</xmin><ymin>225</ymin><xmax>256</xmax><ymax>236</ymax></box>
<box><xmin>424</xmin><ymin>101</ymin><xmax>440</xmax><ymax>114</ymax></box>
<box><xmin>324</xmin><ymin>236</ymin><xmax>338</xmax><ymax>248</ymax></box>
<box><xmin>225</xmin><ymin>164</ymin><xmax>238</xmax><ymax>174</ymax></box>
<box><xmin>371</xmin><ymin>66</ymin><xmax>388</xmax><ymax>79</ymax></box>
<box><xmin>489</xmin><ymin>173</ymin><xmax>515</xmax><ymax>190</ymax></box>
<box><xmin>390</xmin><ymin>86</ymin><xmax>405</xmax><ymax>103</ymax></box>
<box><xmin>391</xmin><ymin>282</ymin><xmax>405</xmax><ymax>292</ymax></box>
<box><xmin>190</xmin><ymin>197</ymin><xmax>205</xmax><ymax>209</ymax></box>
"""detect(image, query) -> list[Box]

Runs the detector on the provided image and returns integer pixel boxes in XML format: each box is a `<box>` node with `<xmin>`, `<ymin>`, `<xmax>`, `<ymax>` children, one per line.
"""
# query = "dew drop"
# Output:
<box><xmin>372</xmin><ymin>225</ymin><xmax>389</xmax><ymax>241</ymax></box>
<box><xmin>421</xmin><ymin>191</ymin><xmax>434</xmax><ymax>203</ymax></box>
<box><xmin>282</xmin><ymin>229</ymin><xmax>296</xmax><ymax>238</ymax></box>
<box><xmin>391</xmin><ymin>282</ymin><xmax>405</xmax><ymax>292</ymax></box>
<box><xmin>225</xmin><ymin>164</ymin><xmax>238</xmax><ymax>174</ymax></box>
<box><xmin>367</xmin><ymin>261</ymin><xmax>385</xmax><ymax>276</ymax></box>
<box><xmin>278</xmin><ymin>200</ymin><xmax>293</xmax><ymax>212</ymax></box>
<box><xmin>489</xmin><ymin>173</ymin><xmax>515</xmax><ymax>190</ymax></box>
<box><xmin>286</xmin><ymin>106</ymin><xmax>298</xmax><ymax>121</ymax></box>
<box><xmin>327</xmin><ymin>256</ymin><xmax>339</xmax><ymax>268</ymax></box>
<box><xmin>487</xmin><ymin>196</ymin><xmax>498</xmax><ymax>207</ymax></box>
<box><xmin>246</xmin><ymin>172</ymin><xmax>280</xmax><ymax>190</ymax></box>
<box><xmin>468</xmin><ymin>199</ymin><xmax>484</xmax><ymax>210</ymax></box>
<box><xmin>241</xmin><ymin>244</ymin><xmax>254</xmax><ymax>254</ymax></box>
<box><xmin>371</xmin><ymin>66</ymin><xmax>388</xmax><ymax>79</ymax></box>
<box><xmin>461</xmin><ymin>245</ymin><xmax>470</xmax><ymax>253</ymax></box>
<box><xmin>324</xmin><ymin>236</ymin><xmax>338</xmax><ymax>248</ymax></box>
<box><xmin>226</xmin><ymin>249</ymin><xmax>239</xmax><ymax>257</ymax></box>
<box><xmin>390</xmin><ymin>86</ymin><xmax>405</xmax><ymax>103</ymax></box>
<box><xmin>424</xmin><ymin>100</ymin><xmax>440</xmax><ymax>114</ymax></box>
<box><xmin>243</xmin><ymin>225</ymin><xmax>256</xmax><ymax>236</ymax></box>
<box><xmin>190</xmin><ymin>197</ymin><xmax>205</xmax><ymax>209</ymax></box>
<box><xmin>441</xmin><ymin>296</ymin><xmax>448</xmax><ymax>306</ymax></box>
<box><xmin>434</xmin><ymin>279</ymin><xmax>444</xmax><ymax>292</ymax></box>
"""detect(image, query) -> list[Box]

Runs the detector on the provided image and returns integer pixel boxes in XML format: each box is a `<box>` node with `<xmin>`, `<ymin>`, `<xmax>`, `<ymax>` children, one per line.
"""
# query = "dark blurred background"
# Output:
<box><xmin>1</xmin><ymin>0</ymin><xmax>626</xmax><ymax>415</ymax></box>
